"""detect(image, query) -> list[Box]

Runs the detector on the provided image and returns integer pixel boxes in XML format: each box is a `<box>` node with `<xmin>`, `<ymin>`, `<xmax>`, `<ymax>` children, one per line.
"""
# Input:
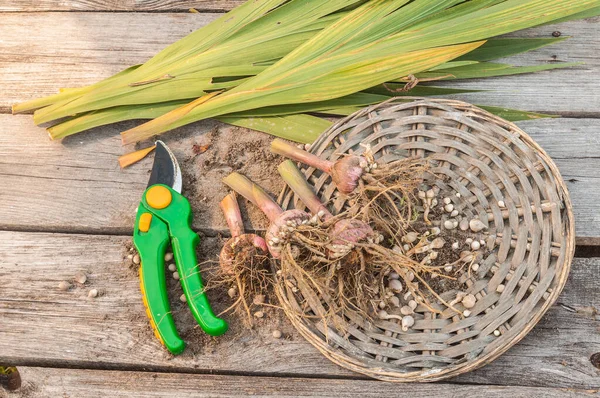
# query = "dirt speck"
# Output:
<box><xmin>576</xmin><ymin>305</ymin><xmax>598</xmax><ymax>319</ymax></box>
<box><xmin>590</xmin><ymin>352</ymin><xmax>600</xmax><ymax>369</ymax></box>
<box><xmin>192</xmin><ymin>143</ymin><xmax>210</xmax><ymax>155</ymax></box>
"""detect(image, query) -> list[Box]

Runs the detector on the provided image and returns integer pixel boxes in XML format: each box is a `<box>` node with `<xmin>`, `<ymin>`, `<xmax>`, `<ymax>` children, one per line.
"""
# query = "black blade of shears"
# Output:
<box><xmin>147</xmin><ymin>140</ymin><xmax>182</xmax><ymax>193</ymax></box>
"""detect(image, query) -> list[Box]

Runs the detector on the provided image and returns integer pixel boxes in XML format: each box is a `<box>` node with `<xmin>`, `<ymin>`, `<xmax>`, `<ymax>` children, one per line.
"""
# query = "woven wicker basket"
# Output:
<box><xmin>275</xmin><ymin>98</ymin><xmax>574</xmax><ymax>382</ymax></box>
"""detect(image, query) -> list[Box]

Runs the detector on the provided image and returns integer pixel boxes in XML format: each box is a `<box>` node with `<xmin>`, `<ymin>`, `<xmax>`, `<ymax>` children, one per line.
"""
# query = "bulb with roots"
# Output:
<box><xmin>271</xmin><ymin>138</ymin><xmax>367</xmax><ymax>195</ymax></box>
<box><xmin>278</xmin><ymin>160</ymin><xmax>375</xmax><ymax>256</ymax></box>
<box><xmin>222</xmin><ymin>172</ymin><xmax>310</xmax><ymax>258</ymax></box>
<box><xmin>219</xmin><ymin>193</ymin><xmax>268</xmax><ymax>274</ymax></box>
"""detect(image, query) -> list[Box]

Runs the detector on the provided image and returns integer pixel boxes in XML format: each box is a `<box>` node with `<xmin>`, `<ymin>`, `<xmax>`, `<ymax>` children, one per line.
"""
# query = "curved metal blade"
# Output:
<box><xmin>147</xmin><ymin>140</ymin><xmax>182</xmax><ymax>193</ymax></box>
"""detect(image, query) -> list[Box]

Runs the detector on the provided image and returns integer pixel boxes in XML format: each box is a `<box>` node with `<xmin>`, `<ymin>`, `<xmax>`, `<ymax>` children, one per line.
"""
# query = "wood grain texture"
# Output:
<box><xmin>519</xmin><ymin>119</ymin><xmax>600</xmax><ymax>244</ymax></box>
<box><xmin>0</xmin><ymin>231</ymin><xmax>598</xmax><ymax>388</ymax></box>
<box><xmin>0</xmin><ymin>1</ymin><xmax>243</xmax><ymax>12</ymax></box>
<box><xmin>1</xmin><ymin>115</ymin><xmax>599</xmax><ymax>243</ymax></box>
<box><xmin>0</xmin><ymin>14</ymin><xmax>598</xmax><ymax>114</ymax></box>
<box><xmin>0</xmin><ymin>12</ymin><xmax>218</xmax><ymax>114</ymax></box>
<box><xmin>6</xmin><ymin>367</ymin><xmax>599</xmax><ymax>398</ymax></box>
<box><xmin>0</xmin><ymin>115</ymin><xmax>280</xmax><ymax>235</ymax></box>
<box><xmin>441</xmin><ymin>19</ymin><xmax>600</xmax><ymax>116</ymax></box>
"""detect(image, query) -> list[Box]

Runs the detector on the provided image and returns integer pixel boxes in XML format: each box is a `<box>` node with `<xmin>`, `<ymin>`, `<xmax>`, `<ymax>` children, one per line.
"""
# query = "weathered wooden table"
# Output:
<box><xmin>1</xmin><ymin>2</ymin><xmax>599</xmax><ymax>397</ymax></box>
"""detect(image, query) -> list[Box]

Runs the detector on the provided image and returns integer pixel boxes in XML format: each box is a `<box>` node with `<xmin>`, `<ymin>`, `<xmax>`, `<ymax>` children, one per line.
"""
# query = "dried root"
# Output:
<box><xmin>219</xmin><ymin>157</ymin><xmax>467</xmax><ymax>335</ymax></box>
<box><xmin>348</xmin><ymin>157</ymin><xmax>430</xmax><ymax>248</ymax></box>
<box><xmin>210</xmin><ymin>236</ymin><xmax>272</xmax><ymax>327</ymax></box>
<box><xmin>277</xmin><ymin>209</ymin><xmax>452</xmax><ymax>331</ymax></box>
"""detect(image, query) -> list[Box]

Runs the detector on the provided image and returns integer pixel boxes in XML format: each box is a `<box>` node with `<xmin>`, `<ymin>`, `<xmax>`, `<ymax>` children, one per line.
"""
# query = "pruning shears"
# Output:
<box><xmin>133</xmin><ymin>141</ymin><xmax>227</xmax><ymax>354</ymax></box>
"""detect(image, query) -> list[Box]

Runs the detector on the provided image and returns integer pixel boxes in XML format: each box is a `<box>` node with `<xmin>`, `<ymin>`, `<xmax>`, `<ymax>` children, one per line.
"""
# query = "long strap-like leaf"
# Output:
<box><xmin>30</xmin><ymin>1</ymin><xmax>360</xmax><ymax>124</ymax></box>
<box><xmin>120</xmin><ymin>42</ymin><xmax>484</xmax><ymax>144</ymax></box>
<box><xmin>120</xmin><ymin>0</ymin><xmax>600</xmax><ymax>144</ymax></box>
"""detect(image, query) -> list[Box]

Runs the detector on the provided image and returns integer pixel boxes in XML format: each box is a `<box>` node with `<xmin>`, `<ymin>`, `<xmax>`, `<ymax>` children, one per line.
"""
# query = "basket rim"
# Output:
<box><xmin>275</xmin><ymin>97</ymin><xmax>576</xmax><ymax>382</ymax></box>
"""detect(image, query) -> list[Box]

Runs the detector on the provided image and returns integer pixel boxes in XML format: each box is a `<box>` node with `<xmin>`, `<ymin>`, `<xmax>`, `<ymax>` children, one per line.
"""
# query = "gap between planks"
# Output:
<box><xmin>1</xmin><ymin>226</ymin><xmax>600</xmax><ymax>254</ymax></box>
<box><xmin>7</xmin><ymin>367</ymin><xmax>600</xmax><ymax>398</ymax></box>
<box><xmin>0</xmin><ymin>0</ymin><xmax>243</xmax><ymax>12</ymax></box>
<box><xmin>0</xmin><ymin>9</ymin><xmax>234</xmax><ymax>14</ymax></box>
<box><xmin>4</xmin><ymin>108</ymin><xmax>600</xmax><ymax>119</ymax></box>
<box><xmin>0</xmin><ymin>357</ymin><xmax>371</xmax><ymax>383</ymax></box>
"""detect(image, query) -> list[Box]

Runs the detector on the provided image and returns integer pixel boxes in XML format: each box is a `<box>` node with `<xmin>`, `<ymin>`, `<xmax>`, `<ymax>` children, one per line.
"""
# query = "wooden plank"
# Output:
<box><xmin>0</xmin><ymin>1</ymin><xmax>243</xmax><ymax>12</ymax></box>
<box><xmin>1</xmin><ymin>14</ymin><xmax>599</xmax><ymax>114</ymax></box>
<box><xmin>6</xmin><ymin>367</ymin><xmax>599</xmax><ymax>398</ymax></box>
<box><xmin>0</xmin><ymin>231</ymin><xmax>599</xmax><ymax>388</ymax></box>
<box><xmin>441</xmin><ymin>19</ymin><xmax>600</xmax><ymax>116</ymax></box>
<box><xmin>520</xmin><ymin>119</ymin><xmax>600</xmax><ymax>244</ymax></box>
<box><xmin>0</xmin><ymin>12</ymin><xmax>218</xmax><ymax>114</ymax></box>
<box><xmin>0</xmin><ymin>115</ymin><xmax>277</xmax><ymax>235</ymax></box>
<box><xmin>1</xmin><ymin>115</ymin><xmax>599</xmax><ymax>243</ymax></box>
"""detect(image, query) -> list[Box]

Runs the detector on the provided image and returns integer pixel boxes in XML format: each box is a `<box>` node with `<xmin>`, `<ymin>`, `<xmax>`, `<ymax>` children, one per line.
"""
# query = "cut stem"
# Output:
<box><xmin>271</xmin><ymin>139</ymin><xmax>333</xmax><ymax>173</ymax></box>
<box><xmin>272</xmin><ymin>138</ymin><xmax>366</xmax><ymax>194</ymax></box>
<box><xmin>278</xmin><ymin>160</ymin><xmax>332</xmax><ymax>219</ymax></box>
<box><xmin>120</xmin><ymin>91</ymin><xmax>222</xmax><ymax>145</ymax></box>
<box><xmin>222</xmin><ymin>172</ymin><xmax>283</xmax><ymax>222</ymax></box>
<box><xmin>117</xmin><ymin>145</ymin><xmax>156</xmax><ymax>168</ymax></box>
<box><xmin>219</xmin><ymin>193</ymin><xmax>245</xmax><ymax>238</ymax></box>
<box><xmin>13</xmin><ymin>64</ymin><xmax>143</xmax><ymax>114</ymax></box>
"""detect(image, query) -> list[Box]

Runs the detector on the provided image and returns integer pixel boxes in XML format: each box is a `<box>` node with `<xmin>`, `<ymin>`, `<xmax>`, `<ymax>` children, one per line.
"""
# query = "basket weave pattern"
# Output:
<box><xmin>276</xmin><ymin>98</ymin><xmax>574</xmax><ymax>381</ymax></box>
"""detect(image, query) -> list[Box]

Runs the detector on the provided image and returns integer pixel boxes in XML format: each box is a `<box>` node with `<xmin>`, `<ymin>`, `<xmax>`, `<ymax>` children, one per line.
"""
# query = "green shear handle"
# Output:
<box><xmin>134</xmin><ymin>184</ymin><xmax>228</xmax><ymax>354</ymax></box>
